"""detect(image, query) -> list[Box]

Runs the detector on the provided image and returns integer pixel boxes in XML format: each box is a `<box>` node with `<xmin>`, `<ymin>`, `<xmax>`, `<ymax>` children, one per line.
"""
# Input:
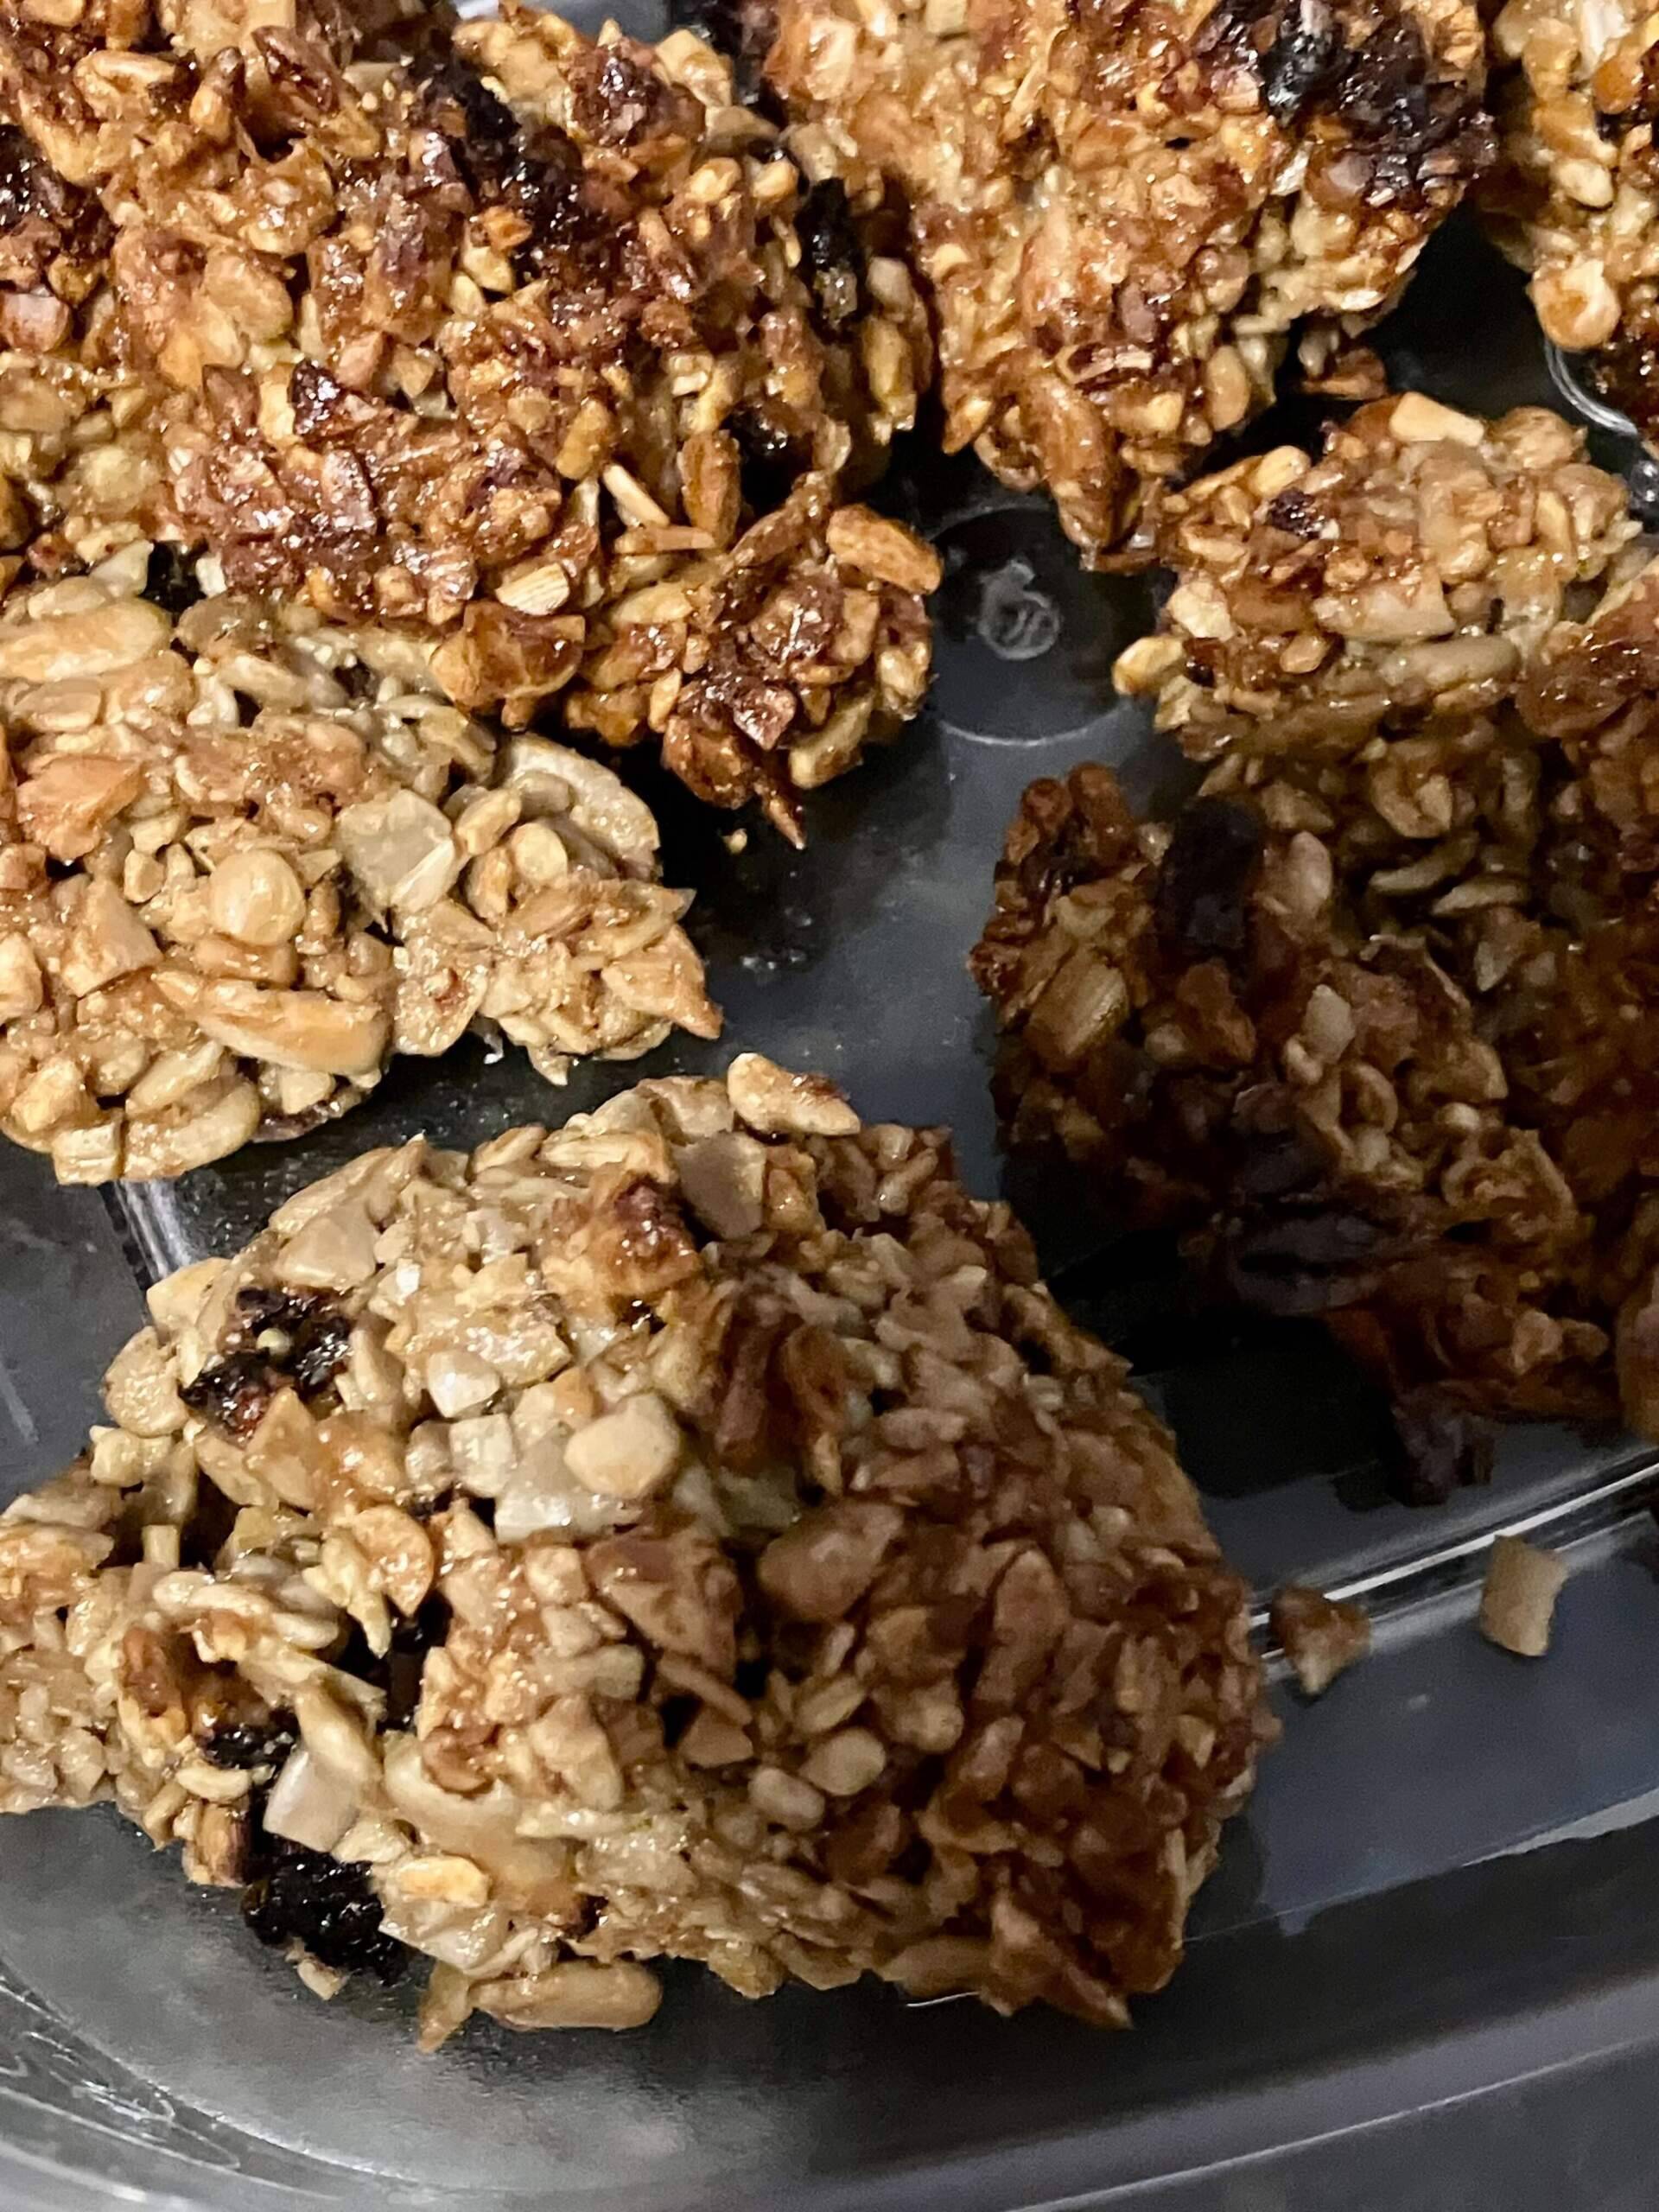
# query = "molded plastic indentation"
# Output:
<box><xmin>929</xmin><ymin>506</ymin><xmax>1159</xmax><ymax>747</ymax></box>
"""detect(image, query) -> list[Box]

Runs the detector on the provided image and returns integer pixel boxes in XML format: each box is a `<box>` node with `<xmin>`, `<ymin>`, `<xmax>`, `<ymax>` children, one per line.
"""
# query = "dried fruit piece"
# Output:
<box><xmin>243</xmin><ymin>1837</ymin><xmax>410</xmax><ymax>1985</ymax></box>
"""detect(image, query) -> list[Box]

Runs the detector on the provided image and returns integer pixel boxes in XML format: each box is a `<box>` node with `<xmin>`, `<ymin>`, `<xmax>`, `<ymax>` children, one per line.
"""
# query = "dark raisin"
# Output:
<box><xmin>1586</xmin><ymin>329</ymin><xmax>1659</xmax><ymax>436</ymax></box>
<box><xmin>205</xmin><ymin>1716</ymin><xmax>296</xmax><ymax>1771</ymax></box>
<box><xmin>665</xmin><ymin>0</ymin><xmax>781</xmax><ymax>112</ymax></box>
<box><xmin>1390</xmin><ymin>1388</ymin><xmax>1492</xmax><ymax>1504</ymax></box>
<box><xmin>180</xmin><ymin>1351</ymin><xmax>276</xmax><ymax>1440</ymax></box>
<box><xmin>412</xmin><ymin>52</ymin><xmax>519</xmax><ymax>195</ymax></box>
<box><xmin>794</xmin><ymin>180</ymin><xmax>865</xmax><ymax>336</ymax></box>
<box><xmin>289</xmin><ymin>1307</ymin><xmax>353</xmax><ymax>1396</ymax></box>
<box><xmin>237</xmin><ymin>1287</ymin><xmax>323</xmax><ymax>1336</ymax></box>
<box><xmin>183</xmin><ymin>1293</ymin><xmax>352</xmax><ymax>1434</ymax></box>
<box><xmin>142</xmin><ymin>544</ymin><xmax>203</xmax><ymax>618</ymax></box>
<box><xmin>236</xmin><ymin>1287</ymin><xmax>353</xmax><ymax>1400</ymax></box>
<box><xmin>242</xmin><ymin>1838</ymin><xmax>409</xmax><ymax>1985</ymax></box>
<box><xmin>1331</xmin><ymin>17</ymin><xmax>1431</xmax><ymax>137</ymax></box>
<box><xmin>1192</xmin><ymin>0</ymin><xmax>1276</xmax><ymax>70</ymax></box>
<box><xmin>570</xmin><ymin>47</ymin><xmax>665</xmax><ymax>147</ymax></box>
<box><xmin>500</xmin><ymin>124</ymin><xmax>592</xmax><ymax>260</ymax></box>
<box><xmin>728</xmin><ymin>408</ymin><xmax>804</xmax><ymax>513</ymax></box>
<box><xmin>1217</xmin><ymin>1205</ymin><xmax>1389</xmax><ymax>1316</ymax></box>
<box><xmin>1195</xmin><ymin>0</ymin><xmax>1487</xmax><ymax>200</ymax></box>
<box><xmin>1153</xmin><ymin>798</ymin><xmax>1265</xmax><ymax>963</ymax></box>
<box><xmin>411</xmin><ymin>54</ymin><xmax>609</xmax><ymax>269</ymax></box>
<box><xmin>1329</xmin><ymin>20</ymin><xmax>1491</xmax><ymax>205</ymax></box>
<box><xmin>0</xmin><ymin>123</ymin><xmax>73</xmax><ymax>232</ymax></box>
<box><xmin>1256</xmin><ymin>0</ymin><xmax>1342</xmax><ymax>123</ymax></box>
<box><xmin>1264</xmin><ymin>486</ymin><xmax>1319</xmax><ymax>537</ymax></box>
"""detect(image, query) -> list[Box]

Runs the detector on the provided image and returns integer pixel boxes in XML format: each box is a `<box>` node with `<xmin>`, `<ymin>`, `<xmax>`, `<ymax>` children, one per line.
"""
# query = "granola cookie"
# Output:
<box><xmin>0</xmin><ymin>540</ymin><xmax>719</xmax><ymax>1185</ymax></box>
<box><xmin>0</xmin><ymin>1059</ymin><xmax>1269</xmax><ymax>2041</ymax></box>
<box><xmin>1483</xmin><ymin>0</ymin><xmax>1659</xmax><ymax>446</ymax></box>
<box><xmin>971</xmin><ymin>717</ymin><xmax>1659</xmax><ymax>1493</ymax></box>
<box><xmin>1113</xmin><ymin>393</ymin><xmax>1643</xmax><ymax>760</ymax></box>
<box><xmin>761</xmin><ymin>0</ymin><xmax>1491</xmax><ymax>562</ymax></box>
<box><xmin>0</xmin><ymin>0</ymin><xmax>938</xmax><ymax>837</ymax></box>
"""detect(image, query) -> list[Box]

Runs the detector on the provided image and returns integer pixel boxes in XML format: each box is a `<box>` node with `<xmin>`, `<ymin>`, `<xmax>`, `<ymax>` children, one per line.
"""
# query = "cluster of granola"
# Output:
<box><xmin>761</xmin><ymin>0</ymin><xmax>1491</xmax><ymax>561</ymax></box>
<box><xmin>0</xmin><ymin>540</ymin><xmax>718</xmax><ymax>1185</ymax></box>
<box><xmin>0</xmin><ymin>1059</ymin><xmax>1269</xmax><ymax>2041</ymax></box>
<box><xmin>1113</xmin><ymin>393</ymin><xmax>1643</xmax><ymax>758</ymax></box>
<box><xmin>0</xmin><ymin>0</ymin><xmax>938</xmax><ymax>836</ymax></box>
<box><xmin>1483</xmin><ymin>0</ymin><xmax>1659</xmax><ymax>442</ymax></box>
<box><xmin>973</xmin><ymin>512</ymin><xmax>1659</xmax><ymax>1488</ymax></box>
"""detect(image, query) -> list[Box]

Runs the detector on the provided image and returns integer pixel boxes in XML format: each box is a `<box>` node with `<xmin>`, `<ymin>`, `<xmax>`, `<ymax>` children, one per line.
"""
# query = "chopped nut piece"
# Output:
<box><xmin>758</xmin><ymin>1501</ymin><xmax>903</xmax><ymax>1622</ymax></box>
<box><xmin>564</xmin><ymin>1394</ymin><xmax>683</xmax><ymax>1500</ymax></box>
<box><xmin>824</xmin><ymin>506</ymin><xmax>944</xmax><ymax>595</ymax></box>
<box><xmin>1478</xmin><ymin>1535</ymin><xmax>1568</xmax><ymax>1657</ymax></box>
<box><xmin>474</xmin><ymin>1960</ymin><xmax>663</xmax><ymax>2033</ymax></box>
<box><xmin>1</xmin><ymin>1064</ymin><xmax>1268</xmax><ymax>2042</ymax></box>
<box><xmin>157</xmin><ymin>978</ymin><xmax>390</xmax><ymax>1078</ymax></box>
<box><xmin>798</xmin><ymin>1726</ymin><xmax>886</xmax><ymax>1797</ymax></box>
<box><xmin>337</xmin><ymin>794</ymin><xmax>460</xmax><ymax>919</ymax></box>
<box><xmin>728</xmin><ymin>1052</ymin><xmax>860</xmax><ymax>1135</ymax></box>
<box><xmin>1270</xmin><ymin>1586</ymin><xmax>1373</xmax><ymax>1696</ymax></box>
<box><xmin>206</xmin><ymin>851</ymin><xmax>308</xmax><ymax>948</ymax></box>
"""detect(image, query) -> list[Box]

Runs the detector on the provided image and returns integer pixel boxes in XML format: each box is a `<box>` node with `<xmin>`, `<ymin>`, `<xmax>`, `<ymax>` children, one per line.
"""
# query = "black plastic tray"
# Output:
<box><xmin>3</xmin><ymin>174</ymin><xmax>1659</xmax><ymax>2210</ymax></box>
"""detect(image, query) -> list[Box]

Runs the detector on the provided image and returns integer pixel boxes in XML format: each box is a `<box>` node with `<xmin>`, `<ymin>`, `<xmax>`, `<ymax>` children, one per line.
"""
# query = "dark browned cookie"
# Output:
<box><xmin>974</xmin><ymin>585</ymin><xmax>1659</xmax><ymax>1492</ymax></box>
<box><xmin>763</xmin><ymin>0</ymin><xmax>1491</xmax><ymax>560</ymax></box>
<box><xmin>0</xmin><ymin>0</ymin><xmax>938</xmax><ymax>837</ymax></box>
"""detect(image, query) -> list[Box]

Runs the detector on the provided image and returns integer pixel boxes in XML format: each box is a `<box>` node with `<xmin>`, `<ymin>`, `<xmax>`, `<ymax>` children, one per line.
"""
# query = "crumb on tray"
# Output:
<box><xmin>1478</xmin><ymin>1533</ymin><xmax>1568</xmax><ymax>1656</ymax></box>
<box><xmin>1270</xmin><ymin>1586</ymin><xmax>1373</xmax><ymax>1695</ymax></box>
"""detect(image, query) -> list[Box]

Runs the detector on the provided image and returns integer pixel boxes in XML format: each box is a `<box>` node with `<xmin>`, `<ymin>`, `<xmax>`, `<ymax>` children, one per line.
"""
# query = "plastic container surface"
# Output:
<box><xmin>3</xmin><ymin>19</ymin><xmax>1659</xmax><ymax>2202</ymax></box>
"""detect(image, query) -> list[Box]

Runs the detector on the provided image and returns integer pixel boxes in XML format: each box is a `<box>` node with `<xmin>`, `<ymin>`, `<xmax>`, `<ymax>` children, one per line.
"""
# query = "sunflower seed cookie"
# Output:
<box><xmin>1484</xmin><ymin>0</ymin><xmax>1659</xmax><ymax>445</ymax></box>
<box><xmin>1113</xmin><ymin>394</ymin><xmax>1643</xmax><ymax>760</ymax></box>
<box><xmin>0</xmin><ymin>1060</ymin><xmax>1270</xmax><ymax>2041</ymax></box>
<box><xmin>972</xmin><ymin>696</ymin><xmax>1659</xmax><ymax>1494</ymax></box>
<box><xmin>0</xmin><ymin>541</ymin><xmax>719</xmax><ymax>1184</ymax></box>
<box><xmin>0</xmin><ymin>0</ymin><xmax>938</xmax><ymax>837</ymax></box>
<box><xmin>760</xmin><ymin>0</ymin><xmax>1491</xmax><ymax>562</ymax></box>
